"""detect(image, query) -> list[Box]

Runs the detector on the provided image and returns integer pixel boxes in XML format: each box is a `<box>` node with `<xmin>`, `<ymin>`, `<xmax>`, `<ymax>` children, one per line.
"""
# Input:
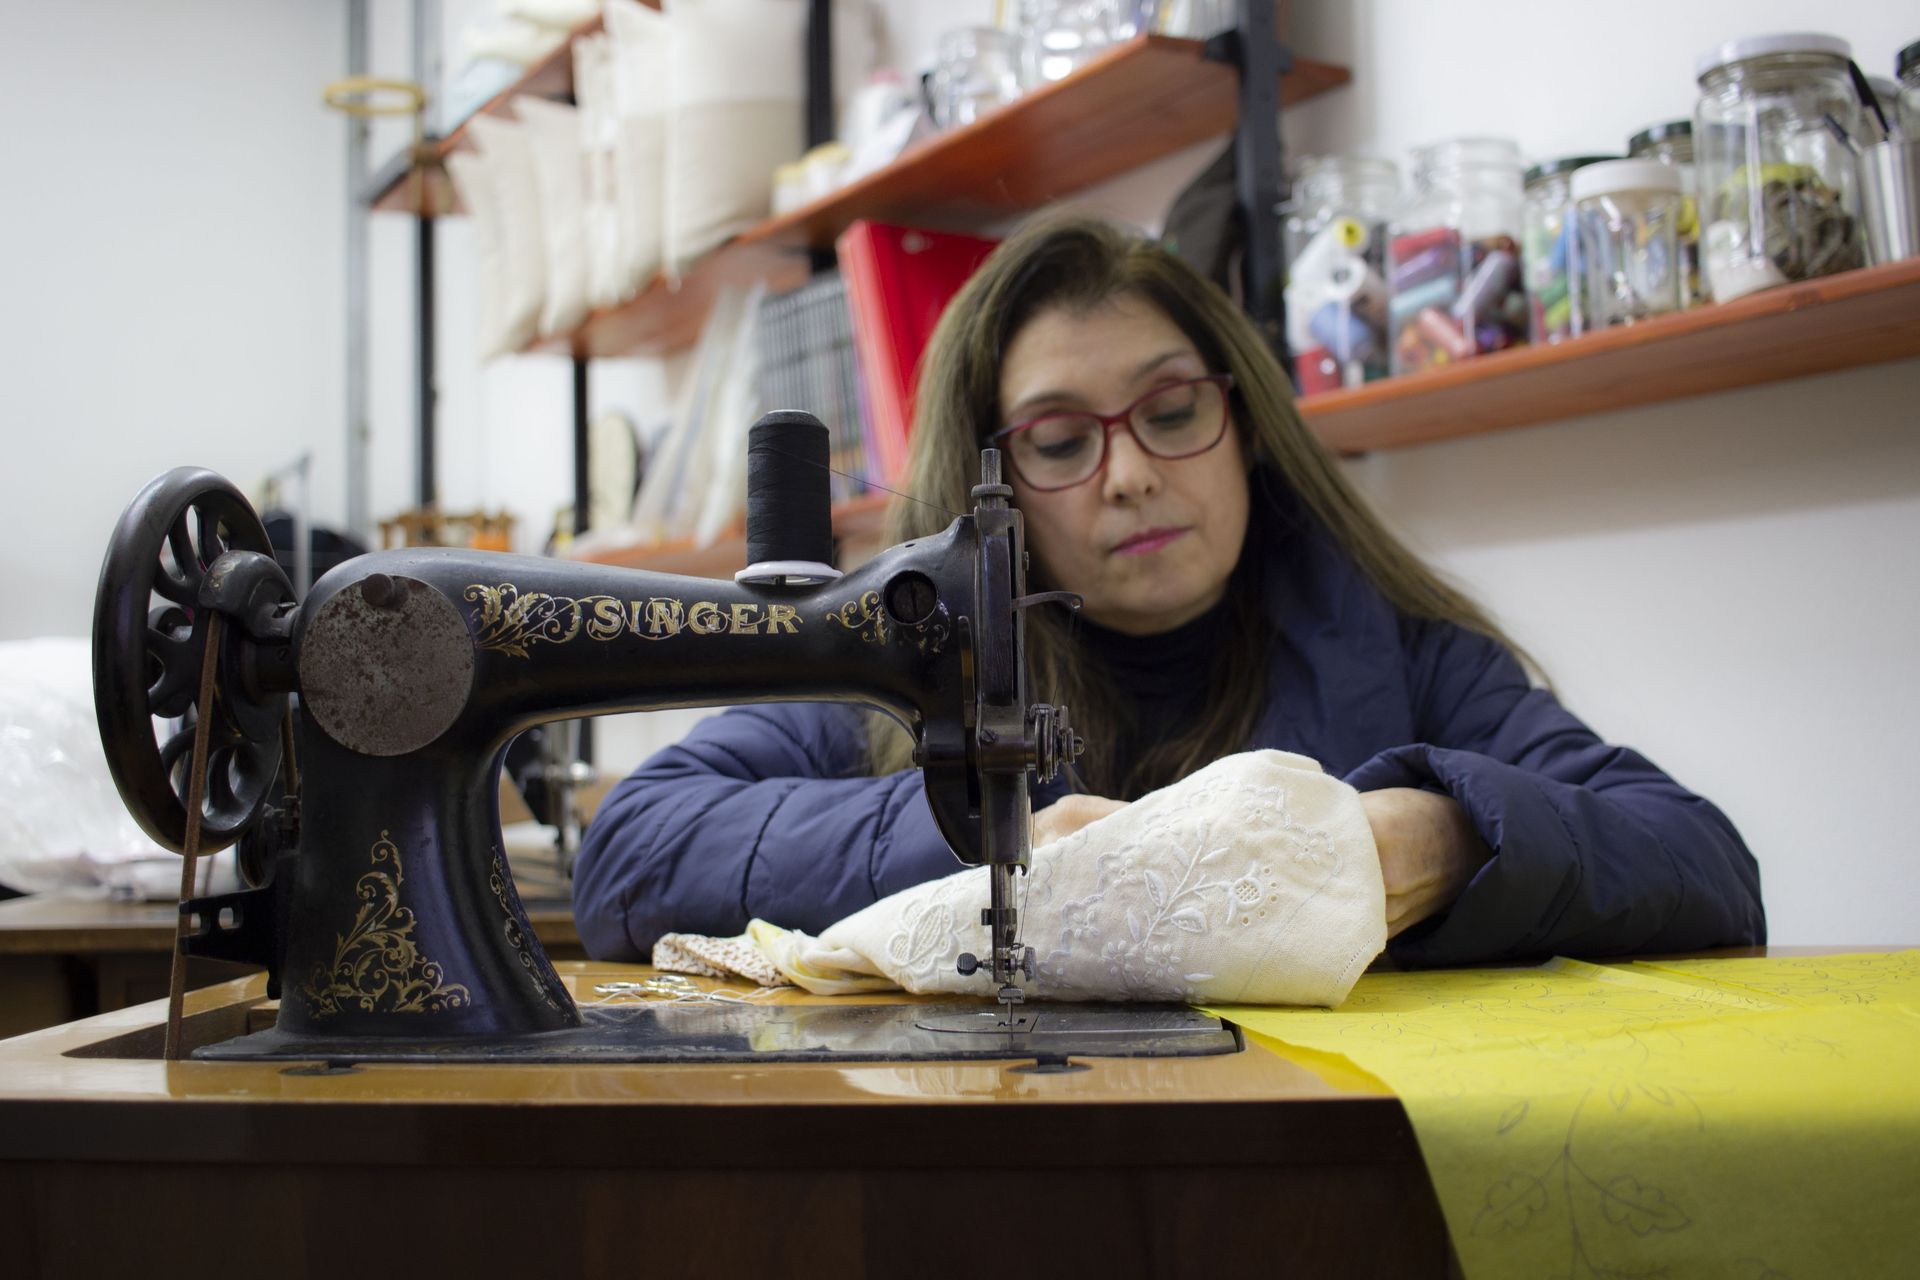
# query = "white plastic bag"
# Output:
<box><xmin>514</xmin><ymin>96</ymin><xmax>591</xmax><ymax>335</ymax></box>
<box><xmin>0</xmin><ymin>638</ymin><xmax>235</xmax><ymax>899</ymax></box>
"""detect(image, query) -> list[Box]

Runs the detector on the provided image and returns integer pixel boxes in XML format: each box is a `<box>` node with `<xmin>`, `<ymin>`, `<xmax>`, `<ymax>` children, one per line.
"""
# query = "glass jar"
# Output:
<box><xmin>1388</xmin><ymin>138</ymin><xmax>1528</xmax><ymax>376</ymax></box>
<box><xmin>1521</xmin><ymin>156</ymin><xmax>1616</xmax><ymax>345</ymax></box>
<box><xmin>1018</xmin><ymin>0</ymin><xmax>1123</xmax><ymax>87</ymax></box>
<box><xmin>1281</xmin><ymin>155</ymin><xmax>1401</xmax><ymax>392</ymax></box>
<box><xmin>1627</xmin><ymin>121</ymin><xmax>1705</xmax><ymax>306</ymax></box>
<box><xmin>1571</xmin><ymin>160</ymin><xmax>1687</xmax><ymax>330</ymax></box>
<box><xmin>930</xmin><ymin>27</ymin><xmax>1024</xmax><ymax>129</ymax></box>
<box><xmin>1693</xmin><ymin>32</ymin><xmax>1866</xmax><ymax>302</ymax></box>
<box><xmin>1901</xmin><ymin>40</ymin><xmax>1920</xmax><ymax>136</ymax></box>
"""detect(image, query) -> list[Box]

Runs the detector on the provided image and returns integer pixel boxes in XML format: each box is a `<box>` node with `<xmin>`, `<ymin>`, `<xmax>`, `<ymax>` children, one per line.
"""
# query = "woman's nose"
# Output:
<box><xmin>1100</xmin><ymin>424</ymin><xmax>1162</xmax><ymax>501</ymax></box>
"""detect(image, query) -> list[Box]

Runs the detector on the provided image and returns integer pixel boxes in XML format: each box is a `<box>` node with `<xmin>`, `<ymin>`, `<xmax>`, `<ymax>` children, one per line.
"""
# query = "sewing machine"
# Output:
<box><xmin>90</xmin><ymin>416</ymin><xmax>1239</xmax><ymax>1064</ymax></box>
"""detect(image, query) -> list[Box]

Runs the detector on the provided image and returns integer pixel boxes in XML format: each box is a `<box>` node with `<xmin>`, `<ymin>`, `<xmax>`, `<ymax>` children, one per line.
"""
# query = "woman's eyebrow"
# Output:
<box><xmin>1129</xmin><ymin>348</ymin><xmax>1198</xmax><ymax>381</ymax></box>
<box><xmin>1005</xmin><ymin>349</ymin><xmax>1200</xmax><ymax>419</ymax></box>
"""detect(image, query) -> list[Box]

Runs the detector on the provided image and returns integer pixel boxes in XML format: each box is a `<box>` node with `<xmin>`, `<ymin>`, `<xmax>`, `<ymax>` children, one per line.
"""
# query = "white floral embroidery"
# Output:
<box><xmin>788</xmin><ymin>750</ymin><xmax>1389</xmax><ymax>1008</ymax></box>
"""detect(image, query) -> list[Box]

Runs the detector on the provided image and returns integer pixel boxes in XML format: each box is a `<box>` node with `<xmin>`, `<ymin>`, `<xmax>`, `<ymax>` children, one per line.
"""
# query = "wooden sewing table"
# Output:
<box><xmin>0</xmin><ymin>961</ymin><xmax>1452</xmax><ymax>1278</ymax></box>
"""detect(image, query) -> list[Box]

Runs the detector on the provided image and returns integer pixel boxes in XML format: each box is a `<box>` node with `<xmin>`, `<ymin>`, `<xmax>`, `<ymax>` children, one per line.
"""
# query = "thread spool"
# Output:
<box><xmin>736</xmin><ymin>410</ymin><xmax>842</xmax><ymax>586</ymax></box>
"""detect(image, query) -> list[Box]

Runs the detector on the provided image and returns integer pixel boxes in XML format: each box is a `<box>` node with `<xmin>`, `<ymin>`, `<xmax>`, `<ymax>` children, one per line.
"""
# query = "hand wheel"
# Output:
<box><xmin>92</xmin><ymin>467</ymin><xmax>292</xmax><ymax>854</ymax></box>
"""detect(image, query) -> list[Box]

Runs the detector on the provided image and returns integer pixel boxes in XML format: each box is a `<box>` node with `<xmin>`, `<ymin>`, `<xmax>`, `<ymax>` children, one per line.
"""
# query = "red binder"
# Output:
<box><xmin>835</xmin><ymin>220</ymin><xmax>999</xmax><ymax>485</ymax></box>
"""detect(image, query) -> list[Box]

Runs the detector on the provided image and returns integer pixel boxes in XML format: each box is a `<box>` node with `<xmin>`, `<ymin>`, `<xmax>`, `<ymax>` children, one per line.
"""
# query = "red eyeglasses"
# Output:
<box><xmin>988</xmin><ymin>375</ymin><xmax>1234</xmax><ymax>491</ymax></box>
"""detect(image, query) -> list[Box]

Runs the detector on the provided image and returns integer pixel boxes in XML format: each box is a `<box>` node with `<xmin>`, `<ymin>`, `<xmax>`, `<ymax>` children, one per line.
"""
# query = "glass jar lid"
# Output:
<box><xmin>1570</xmin><ymin>158</ymin><xmax>1683</xmax><ymax>202</ymax></box>
<box><xmin>1694</xmin><ymin>32</ymin><xmax>1851</xmax><ymax>82</ymax></box>
<box><xmin>1523</xmin><ymin>155</ymin><xmax>1618</xmax><ymax>189</ymax></box>
<box><xmin>1627</xmin><ymin>120</ymin><xmax>1692</xmax><ymax>155</ymax></box>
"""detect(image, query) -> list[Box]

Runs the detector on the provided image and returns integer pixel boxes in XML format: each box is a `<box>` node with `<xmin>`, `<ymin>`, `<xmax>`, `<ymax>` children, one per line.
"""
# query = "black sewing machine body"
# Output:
<box><xmin>92</xmin><ymin>436</ymin><xmax>1239</xmax><ymax>1065</ymax></box>
<box><xmin>273</xmin><ymin>526</ymin><xmax>1001</xmax><ymax>1046</ymax></box>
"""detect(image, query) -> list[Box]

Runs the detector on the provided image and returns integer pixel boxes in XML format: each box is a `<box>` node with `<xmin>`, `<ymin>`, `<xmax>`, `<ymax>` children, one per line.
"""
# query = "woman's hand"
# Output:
<box><xmin>1359</xmin><ymin>788</ymin><xmax>1493</xmax><ymax>938</ymax></box>
<box><xmin>1032</xmin><ymin>794</ymin><xmax>1128</xmax><ymax>847</ymax></box>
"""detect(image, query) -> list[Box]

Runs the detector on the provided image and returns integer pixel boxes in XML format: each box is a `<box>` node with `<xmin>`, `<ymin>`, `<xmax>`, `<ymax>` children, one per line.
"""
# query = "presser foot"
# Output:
<box><xmin>957</xmin><ymin>943</ymin><xmax>1036</xmax><ymax>1005</ymax></box>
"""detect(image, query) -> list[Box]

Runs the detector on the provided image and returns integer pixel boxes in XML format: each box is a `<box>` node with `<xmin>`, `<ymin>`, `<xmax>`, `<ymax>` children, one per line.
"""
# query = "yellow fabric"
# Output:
<box><xmin>1206</xmin><ymin>951</ymin><xmax>1920</xmax><ymax>1280</ymax></box>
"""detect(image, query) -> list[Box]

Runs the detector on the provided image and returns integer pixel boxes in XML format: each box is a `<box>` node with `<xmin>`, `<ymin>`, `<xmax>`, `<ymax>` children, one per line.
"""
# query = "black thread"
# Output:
<box><xmin>746</xmin><ymin>411</ymin><xmax>835</xmax><ymax>567</ymax></box>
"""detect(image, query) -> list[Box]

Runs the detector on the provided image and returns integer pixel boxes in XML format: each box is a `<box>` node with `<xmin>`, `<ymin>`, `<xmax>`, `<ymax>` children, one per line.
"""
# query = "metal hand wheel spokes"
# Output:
<box><xmin>94</xmin><ymin>467</ymin><xmax>290</xmax><ymax>854</ymax></box>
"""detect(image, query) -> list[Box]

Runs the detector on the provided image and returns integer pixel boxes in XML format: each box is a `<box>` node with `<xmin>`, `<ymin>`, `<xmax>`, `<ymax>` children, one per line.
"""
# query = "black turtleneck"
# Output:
<box><xmin>1072</xmin><ymin>595</ymin><xmax>1231</xmax><ymax>780</ymax></box>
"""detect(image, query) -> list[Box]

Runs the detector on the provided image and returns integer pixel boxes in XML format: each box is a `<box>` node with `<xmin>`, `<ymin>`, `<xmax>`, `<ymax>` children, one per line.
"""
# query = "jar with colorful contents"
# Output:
<box><xmin>1571</xmin><ymin>160</ymin><xmax>1688</xmax><ymax>330</ymax></box>
<box><xmin>1627</xmin><ymin>121</ymin><xmax>1705</xmax><ymax>306</ymax></box>
<box><xmin>1694</xmin><ymin>32</ymin><xmax>1866</xmax><ymax>302</ymax></box>
<box><xmin>1281</xmin><ymin>155</ymin><xmax>1401</xmax><ymax>394</ymax></box>
<box><xmin>1521</xmin><ymin>155</ymin><xmax>1616</xmax><ymax>344</ymax></box>
<box><xmin>1388</xmin><ymin>138</ymin><xmax>1528</xmax><ymax>376</ymax></box>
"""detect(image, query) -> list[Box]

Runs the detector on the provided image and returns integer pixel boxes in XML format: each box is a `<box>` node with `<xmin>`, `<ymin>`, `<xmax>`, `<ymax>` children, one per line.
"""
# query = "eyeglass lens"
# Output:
<box><xmin>1007</xmin><ymin>379</ymin><xmax>1227</xmax><ymax>489</ymax></box>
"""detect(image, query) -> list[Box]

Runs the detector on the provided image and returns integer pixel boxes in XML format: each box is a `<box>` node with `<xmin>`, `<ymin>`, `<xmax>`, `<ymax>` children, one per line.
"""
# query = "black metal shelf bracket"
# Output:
<box><xmin>1205</xmin><ymin>1</ymin><xmax>1292</xmax><ymax>375</ymax></box>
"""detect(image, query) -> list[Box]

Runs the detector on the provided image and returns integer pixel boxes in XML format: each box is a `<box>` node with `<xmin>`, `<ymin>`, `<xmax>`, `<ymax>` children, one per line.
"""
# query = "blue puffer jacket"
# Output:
<box><xmin>572</xmin><ymin>477</ymin><xmax>1766</xmax><ymax>966</ymax></box>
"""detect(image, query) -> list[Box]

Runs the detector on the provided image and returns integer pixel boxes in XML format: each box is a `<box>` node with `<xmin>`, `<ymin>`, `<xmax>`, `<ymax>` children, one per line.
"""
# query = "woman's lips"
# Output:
<box><xmin>1111</xmin><ymin>527</ymin><xmax>1187</xmax><ymax>556</ymax></box>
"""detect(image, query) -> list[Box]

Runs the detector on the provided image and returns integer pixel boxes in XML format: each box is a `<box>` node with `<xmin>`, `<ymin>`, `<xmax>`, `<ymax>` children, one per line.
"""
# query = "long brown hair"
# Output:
<box><xmin>867</xmin><ymin>214</ymin><xmax>1534</xmax><ymax>795</ymax></box>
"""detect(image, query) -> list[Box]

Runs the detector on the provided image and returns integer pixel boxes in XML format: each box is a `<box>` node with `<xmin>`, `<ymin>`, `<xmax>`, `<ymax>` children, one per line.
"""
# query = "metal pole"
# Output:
<box><xmin>414</xmin><ymin>0</ymin><xmax>441</xmax><ymax>509</ymax></box>
<box><xmin>1230</xmin><ymin>0</ymin><xmax>1290</xmax><ymax>372</ymax></box>
<box><xmin>805</xmin><ymin>0</ymin><xmax>834</xmax><ymax>275</ymax></box>
<box><xmin>571</xmin><ymin>356</ymin><xmax>594</xmax><ymax>770</ymax></box>
<box><xmin>805</xmin><ymin>0</ymin><xmax>832</xmax><ymax>150</ymax></box>
<box><xmin>417</xmin><ymin>213</ymin><xmax>437</xmax><ymax>508</ymax></box>
<box><xmin>572</xmin><ymin>358</ymin><xmax>590</xmax><ymax>536</ymax></box>
<box><xmin>293</xmin><ymin>453</ymin><xmax>313</xmax><ymax>597</ymax></box>
<box><xmin>345</xmin><ymin>0</ymin><xmax>371</xmax><ymax>542</ymax></box>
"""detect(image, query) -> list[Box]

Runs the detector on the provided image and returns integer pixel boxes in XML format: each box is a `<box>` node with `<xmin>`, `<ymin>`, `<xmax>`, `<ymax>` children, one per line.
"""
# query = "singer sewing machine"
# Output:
<box><xmin>90</xmin><ymin>414</ymin><xmax>1240</xmax><ymax>1065</ymax></box>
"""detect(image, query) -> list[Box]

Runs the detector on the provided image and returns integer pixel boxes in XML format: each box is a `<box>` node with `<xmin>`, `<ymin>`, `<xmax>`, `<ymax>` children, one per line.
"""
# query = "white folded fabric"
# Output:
<box><xmin>467</xmin><ymin>114</ymin><xmax>547</xmax><ymax>351</ymax></box>
<box><xmin>513</xmin><ymin>96</ymin><xmax>590</xmax><ymax>335</ymax></box>
<box><xmin>445</xmin><ymin>150</ymin><xmax>509</xmax><ymax>359</ymax></box>
<box><xmin>657</xmin><ymin>750</ymin><xmax>1387</xmax><ymax>1008</ymax></box>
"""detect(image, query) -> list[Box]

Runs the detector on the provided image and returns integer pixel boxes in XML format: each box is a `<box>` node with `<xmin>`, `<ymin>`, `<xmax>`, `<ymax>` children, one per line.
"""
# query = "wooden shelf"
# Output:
<box><xmin>523</xmin><ymin>34</ymin><xmax>1350</xmax><ymax>359</ymax></box>
<box><xmin>568</xmin><ymin>493</ymin><xmax>891</xmax><ymax>579</ymax></box>
<box><xmin>744</xmin><ymin>36</ymin><xmax>1350</xmax><ymax>252</ymax></box>
<box><xmin>364</xmin><ymin>13</ymin><xmax>606</xmax><ymax>216</ymax></box>
<box><xmin>1298</xmin><ymin>258</ymin><xmax>1920</xmax><ymax>454</ymax></box>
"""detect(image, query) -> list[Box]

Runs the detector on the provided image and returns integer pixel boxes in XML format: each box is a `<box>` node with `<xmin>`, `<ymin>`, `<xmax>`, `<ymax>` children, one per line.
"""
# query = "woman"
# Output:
<box><xmin>572</xmin><ymin>215</ymin><xmax>1764</xmax><ymax>967</ymax></box>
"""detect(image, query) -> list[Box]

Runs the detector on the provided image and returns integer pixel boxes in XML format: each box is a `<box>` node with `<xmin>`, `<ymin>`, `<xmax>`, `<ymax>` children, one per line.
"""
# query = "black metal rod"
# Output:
<box><xmin>1231</xmin><ymin>0</ymin><xmax>1291</xmax><ymax>374</ymax></box>
<box><xmin>416</xmin><ymin>213</ymin><xmax>437</xmax><ymax>507</ymax></box>
<box><xmin>805</xmin><ymin>0</ymin><xmax>832</xmax><ymax>150</ymax></box>
<box><xmin>805</xmin><ymin>0</ymin><xmax>835</xmax><ymax>275</ymax></box>
<box><xmin>571</xmin><ymin>358</ymin><xmax>592</xmax><ymax>768</ymax></box>
<box><xmin>572</xmin><ymin>357</ymin><xmax>590</xmax><ymax>536</ymax></box>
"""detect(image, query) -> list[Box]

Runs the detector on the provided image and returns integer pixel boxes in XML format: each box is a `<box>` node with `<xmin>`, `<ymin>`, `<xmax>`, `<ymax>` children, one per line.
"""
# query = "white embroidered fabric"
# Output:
<box><xmin>655</xmin><ymin>751</ymin><xmax>1388</xmax><ymax>1008</ymax></box>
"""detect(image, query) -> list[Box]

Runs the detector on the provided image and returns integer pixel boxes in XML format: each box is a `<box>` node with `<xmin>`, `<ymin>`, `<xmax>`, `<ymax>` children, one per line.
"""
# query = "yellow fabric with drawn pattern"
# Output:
<box><xmin>1206</xmin><ymin>951</ymin><xmax>1920</xmax><ymax>1280</ymax></box>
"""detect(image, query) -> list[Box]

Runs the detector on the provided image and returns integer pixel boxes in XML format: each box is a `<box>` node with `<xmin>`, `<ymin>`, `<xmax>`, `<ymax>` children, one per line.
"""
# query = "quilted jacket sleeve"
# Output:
<box><xmin>570</xmin><ymin>704</ymin><xmax>960</xmax><ymax>960</ymax></box>
<box><xmin>1344</xmin><ymin>619</ymin><xmax>1766</xmax><ymax>966</ymax></box>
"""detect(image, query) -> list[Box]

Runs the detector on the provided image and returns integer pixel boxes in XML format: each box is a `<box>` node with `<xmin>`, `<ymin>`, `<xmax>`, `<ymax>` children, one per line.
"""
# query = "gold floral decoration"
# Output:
<box><xmin>465</xmin><ymin>583</ymin><xmax>614</xmax><ymax>657</ymax></box>
<box><xmin>490</xmin><ymin>855</ymin><xmax>565</xmax><ymax>1012</ymax></box>
<box><xmin>826</xmin><ymin>591</ymin><xmax>890</xmax><ymax>645</ymax></box>
<box><xmin>300</xmin><ymin>831</ymin><xmax>471</xmax><ymax>1018</ymax></box>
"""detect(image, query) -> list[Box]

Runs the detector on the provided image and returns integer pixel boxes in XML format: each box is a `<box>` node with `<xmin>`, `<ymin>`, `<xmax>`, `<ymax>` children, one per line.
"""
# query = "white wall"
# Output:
<box><xmin>1</xmin><ymin>0</ymin><xmax>348</xmax><ymax>639</ymax></box>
